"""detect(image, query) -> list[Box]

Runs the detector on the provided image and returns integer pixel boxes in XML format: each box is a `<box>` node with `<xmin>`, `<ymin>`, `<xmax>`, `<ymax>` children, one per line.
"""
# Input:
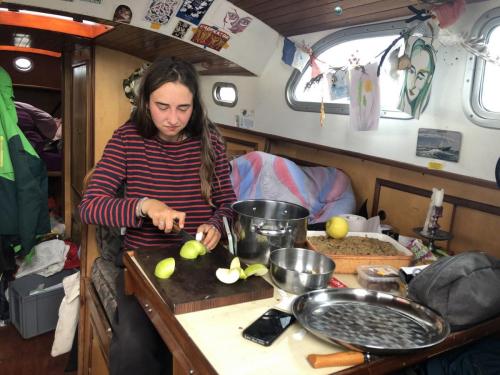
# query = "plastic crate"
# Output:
<box><xmin>8</xmin><ymin>269</ymin><xmax>76</xmax><ymax>339</ymax></box>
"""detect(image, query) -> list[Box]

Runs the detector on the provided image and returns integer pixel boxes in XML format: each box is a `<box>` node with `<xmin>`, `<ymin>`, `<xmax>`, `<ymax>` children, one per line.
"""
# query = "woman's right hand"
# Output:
<box><xmin>140</xmin><ymin>198</ymin><xmax>186</xmax><ymax>233</ymax></box>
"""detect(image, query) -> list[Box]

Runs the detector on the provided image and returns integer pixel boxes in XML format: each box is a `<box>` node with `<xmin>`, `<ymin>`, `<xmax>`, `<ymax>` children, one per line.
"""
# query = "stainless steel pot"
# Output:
<box><xmin>231</xmin><ymin>199</ymin><xmax>310</xmax><ymax>265</ymax></box>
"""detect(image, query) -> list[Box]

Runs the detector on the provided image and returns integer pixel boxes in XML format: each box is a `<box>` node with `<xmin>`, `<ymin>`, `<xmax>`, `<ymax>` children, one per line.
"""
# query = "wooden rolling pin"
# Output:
<box><xmin>307</xmin><ymin>351</ymin><xmax>370</xmax><ymax>368</ymax></box>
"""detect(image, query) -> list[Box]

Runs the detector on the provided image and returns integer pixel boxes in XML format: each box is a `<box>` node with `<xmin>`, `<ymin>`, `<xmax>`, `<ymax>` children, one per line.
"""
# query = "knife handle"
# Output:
<box><xmin>307</xmin><ymin>351</ymin><xmax>365</xmax><ymax>368</ymax></box>
<box><xmin>172</xmin><ymin>220</ymin><xmax>182</xmax><ymax>233</ymax></box>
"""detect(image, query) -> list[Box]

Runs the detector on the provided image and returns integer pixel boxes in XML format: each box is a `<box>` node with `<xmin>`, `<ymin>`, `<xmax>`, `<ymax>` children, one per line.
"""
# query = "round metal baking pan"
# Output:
<box><xmin>292</xmin><ymin>288</ymin><xmax>450</xmax><ymax>354</ymax></box>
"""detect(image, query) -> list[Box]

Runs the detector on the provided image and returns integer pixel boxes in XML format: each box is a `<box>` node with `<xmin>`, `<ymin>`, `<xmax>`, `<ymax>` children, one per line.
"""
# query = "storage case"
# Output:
<box><xmin>9</xmin><ymin>269</ymin><xmax>76</xmax><ymax>339</ymax></box>
<box><xmin>357</xmin><ymin>265</ymin><xmax>401</xmax><ymax>293</ymax></box>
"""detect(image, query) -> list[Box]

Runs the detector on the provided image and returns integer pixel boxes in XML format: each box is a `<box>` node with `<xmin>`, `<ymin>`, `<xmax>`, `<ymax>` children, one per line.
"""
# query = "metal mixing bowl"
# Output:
<box><xmin>269</xmin><ymin>248</ymin><xmax>335</xmax><ymax>295</ymax></box>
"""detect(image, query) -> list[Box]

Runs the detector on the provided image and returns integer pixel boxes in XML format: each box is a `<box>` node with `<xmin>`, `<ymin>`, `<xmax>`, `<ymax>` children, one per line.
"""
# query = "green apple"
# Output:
<box><xmin>244</xmin><ymin>263</ymin><xmax>268</xmax><ymax>277</ymax></box>
<box><xmin>179</xmin><ymin>240</ymin><xmax>207</xmax><ymax>259</ymax></box>
<box><xmin>154</xmin><ymin>257</ymin><xmax>175</xmax><ymax>279</ymax></box>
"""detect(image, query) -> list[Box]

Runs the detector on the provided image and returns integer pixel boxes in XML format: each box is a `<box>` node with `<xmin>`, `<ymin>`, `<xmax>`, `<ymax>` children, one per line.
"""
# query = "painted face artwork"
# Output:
<box><xmin>148</xmin><ymin>81</ymin><xmax>193</xmax><ymax>142</ymax></box>
<box><xmin>405</xmin><ymin>49</ymin><xmax>432</xmax><ymax>103</ymax></box>
<box><xmin>223</xmin><ymin>8</ymin><xmax>252</xmax><ymax>34</ymax></box>
<box><xmin>398</xmin><ymin>38</ymin><xmax>435</xmax><ymax>119</ymax></box>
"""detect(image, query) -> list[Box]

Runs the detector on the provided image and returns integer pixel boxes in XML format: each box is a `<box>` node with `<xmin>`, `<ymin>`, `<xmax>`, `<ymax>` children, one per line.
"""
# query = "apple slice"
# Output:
<box><xmin>244</xmin><ymin>263</ymin><xmax>268</xmax><ymax>277</ymax></box>
<box><xmin>230</xmin><ymin>257</ymin><xmax>241</xmax><ymax>270</ymax></box>
<box><xmin>215</xmin><ymin>268</ymin><xmax>240</xmax><ymax>284</ymax></box>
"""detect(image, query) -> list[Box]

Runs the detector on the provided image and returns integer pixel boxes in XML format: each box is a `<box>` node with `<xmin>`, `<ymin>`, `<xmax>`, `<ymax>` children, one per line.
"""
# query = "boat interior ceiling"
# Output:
<box><xmin>0</xmin><ymin>24</ymin><xmax>86</xmax><ymax>53</ymax></box>
<box><xmin>3</xmin><ymin>0</ymin><xmax>484</xmax><ymax>75</ymax></box>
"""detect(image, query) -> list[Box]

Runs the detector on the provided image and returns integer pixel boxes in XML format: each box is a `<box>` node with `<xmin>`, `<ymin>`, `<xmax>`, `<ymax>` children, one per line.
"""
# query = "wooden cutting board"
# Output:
<box><xmin>134</xmin><ymin>245</ymin><xmax>274</xmax><ymax>314</ymax></box>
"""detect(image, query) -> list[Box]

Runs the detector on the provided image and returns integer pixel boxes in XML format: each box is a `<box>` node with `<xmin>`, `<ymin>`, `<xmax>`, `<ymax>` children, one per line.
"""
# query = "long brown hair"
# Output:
<box><xmin>131</xmin><ymin>57</ymin><xmax>221</xmax><ymax>205</ymax></box>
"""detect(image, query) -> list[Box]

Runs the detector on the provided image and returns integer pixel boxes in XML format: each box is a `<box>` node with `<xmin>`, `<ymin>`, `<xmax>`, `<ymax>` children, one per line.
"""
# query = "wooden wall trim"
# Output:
<box><xmin>216</xmin><ymin>124</ymin><xmax>498</xmax><ymax>190</ymax></box>
<box><xmin>372</xmin><ymin>178</ymin><xmax>500</xmax><ymax>218</ymax></box>
<box><xmin>13</xmin><ymin>83</ymin><xmax>61</xmax><ymax>91</ymax></box>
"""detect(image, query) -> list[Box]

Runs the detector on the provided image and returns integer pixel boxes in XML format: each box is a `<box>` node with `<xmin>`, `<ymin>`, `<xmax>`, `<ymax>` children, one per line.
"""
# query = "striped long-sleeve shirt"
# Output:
<box><xmin>79</xmin><ymin>121</ymin><xmax>236</xmax><ymax>250</ymax></box>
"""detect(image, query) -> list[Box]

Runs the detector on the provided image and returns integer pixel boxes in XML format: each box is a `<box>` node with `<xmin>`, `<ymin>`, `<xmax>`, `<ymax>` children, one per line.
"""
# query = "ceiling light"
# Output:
<box><xmin>13</xmin><ymin>33</ymin><xmax>31</xmax><ymax>48</ymax></box>
<box><xmin>14</xmin><ymin>56</ymin><xmax>33</xmax><ymax>72</ymax></box>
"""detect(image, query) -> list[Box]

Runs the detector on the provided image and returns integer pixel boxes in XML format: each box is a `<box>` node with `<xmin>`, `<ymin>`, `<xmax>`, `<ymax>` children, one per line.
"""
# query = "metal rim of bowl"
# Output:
<box><xmin>270</xmin><ymin>247</ymin><xmax>335</xmax><ymax>276</ymax></box>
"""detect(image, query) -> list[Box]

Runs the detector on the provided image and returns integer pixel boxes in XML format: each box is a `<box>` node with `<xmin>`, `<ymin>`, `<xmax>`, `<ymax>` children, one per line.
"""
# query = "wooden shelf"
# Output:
<box><xmin>13</xmin><ymin>83</ymin><xmax>61</xmax><ymax>92</ymax></box>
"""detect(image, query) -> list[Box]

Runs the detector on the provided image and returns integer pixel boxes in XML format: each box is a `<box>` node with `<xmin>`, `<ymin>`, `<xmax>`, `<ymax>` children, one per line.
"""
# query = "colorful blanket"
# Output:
<box><xmin>230</xmin><ymin>151</ymin><xmax>356</xmax><ymax>224</ymax></box>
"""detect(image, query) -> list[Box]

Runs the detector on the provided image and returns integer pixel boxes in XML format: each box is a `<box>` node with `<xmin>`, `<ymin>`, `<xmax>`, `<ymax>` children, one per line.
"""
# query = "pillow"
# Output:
<box><xmin>95</xmin><ymin>225</ymin><xmax>123</xmax><ymax>264</ymax></box>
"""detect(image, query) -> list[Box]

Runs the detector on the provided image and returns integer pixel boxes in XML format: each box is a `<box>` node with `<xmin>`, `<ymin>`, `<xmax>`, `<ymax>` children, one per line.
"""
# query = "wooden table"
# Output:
<box><xmin>123</xmin><ymin>249</ymin><xmax>500</xmax><ymax>375</ymax></box>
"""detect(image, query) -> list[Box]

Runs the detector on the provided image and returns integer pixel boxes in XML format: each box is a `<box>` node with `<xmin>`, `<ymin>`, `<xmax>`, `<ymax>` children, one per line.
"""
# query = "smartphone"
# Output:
<box><xmin>242</xmin><ymin>308</ymin><xmax>296</xmax><ymax>346</ymax></box>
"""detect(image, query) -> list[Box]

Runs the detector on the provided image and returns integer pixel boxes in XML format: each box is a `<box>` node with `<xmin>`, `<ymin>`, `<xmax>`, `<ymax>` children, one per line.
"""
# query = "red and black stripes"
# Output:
<box><xmin>79</xmin><ymin>122</ymin><xmax>236</xmax><ymax>249</ymax></box>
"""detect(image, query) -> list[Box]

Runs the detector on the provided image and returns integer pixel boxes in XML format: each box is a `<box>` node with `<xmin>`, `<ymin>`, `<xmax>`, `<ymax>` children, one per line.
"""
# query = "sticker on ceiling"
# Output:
<box><xmin>145</xmin><ymin>0</ymin><xmax>181</xmax><ymax>28</ymax></box>
<box><xmin>172</xmin><ymin>20</ymin><xmax>190</xmax><ymax>38</ymax></box>
<box><xmin>113</xmin><ymin>5</ymin><xmax>132</xmax><ymax>24</ymax></box>
<box><xmin>191</xmin><ymin>24</ymin><xmax>229</xmax><ymax>51</ymax></box>
<box><xmin>222</xmin><ymin>8</ymin><xmax>252</xmax><ymax>34</ymax></box>
<box><xmin>176</xmin><ymin>0</ymin><xmax>215</xmax><ymax>25</ymax></box>
<box><xmin>208</xmin><ymin>5</ymin><xmax>253</xmax><ymax>35</ymax></box>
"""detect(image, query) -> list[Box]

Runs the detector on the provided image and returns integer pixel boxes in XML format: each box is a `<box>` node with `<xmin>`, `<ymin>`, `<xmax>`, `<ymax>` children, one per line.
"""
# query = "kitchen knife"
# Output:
<box><xmin>307</xmin><ymin>351</ymin><xmax>371</xmax><ymax>368</ymax></box>
<box><xmin>172</xmin><ymin>221</ymin><xmax>196</xmax><ymax>242</ymax></box>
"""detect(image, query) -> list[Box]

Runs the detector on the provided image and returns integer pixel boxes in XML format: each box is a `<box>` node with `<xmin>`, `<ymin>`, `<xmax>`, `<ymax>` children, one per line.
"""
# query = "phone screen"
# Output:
<box><xmin>242</xmin><ymin>308</ymin><xmax>296</xmax><ymax>346</ymax></box>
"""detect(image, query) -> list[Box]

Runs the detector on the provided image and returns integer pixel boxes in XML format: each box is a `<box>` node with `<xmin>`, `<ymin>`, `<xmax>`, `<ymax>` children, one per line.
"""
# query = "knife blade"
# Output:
<box><xmin>172</xmin><ymin>221</ymin><xmax>196</xmax><ymax>242</ymax></box>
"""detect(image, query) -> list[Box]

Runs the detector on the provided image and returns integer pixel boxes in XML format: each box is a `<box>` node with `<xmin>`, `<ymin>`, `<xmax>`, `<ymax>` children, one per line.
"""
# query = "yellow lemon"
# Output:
<box><xmin>325</xmin><ymin>216</ymin><xmax>349</xmax><ymax>239</ymax></box>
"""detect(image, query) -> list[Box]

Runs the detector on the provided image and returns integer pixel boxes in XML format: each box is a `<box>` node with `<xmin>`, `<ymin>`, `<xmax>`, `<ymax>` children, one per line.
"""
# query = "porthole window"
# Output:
<box><xmin>286</xmin><ymin>20</ymin><xmax>412</xmax><ymax>119</ymax></box>
<box><xmin>463</xmin><ymin>7</ymin><xmax>500</xmax><ymax>129</ymax></box>
<box><xmin>212</xmin><ymin>82</ymin><xmax>237</xmax><ymax>107</ymax></box>
<box><xmin>14</xmin><ymin>56</ymin><xmax>33</xmax><ymax>72</ymax></box>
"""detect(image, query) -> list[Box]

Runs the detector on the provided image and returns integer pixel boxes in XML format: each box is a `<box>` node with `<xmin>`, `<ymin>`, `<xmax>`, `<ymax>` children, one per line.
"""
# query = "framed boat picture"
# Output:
<box><xmin>416</xmin><ymin>128</ymin><xmax>462</xmax><ymax>162</ymax></box>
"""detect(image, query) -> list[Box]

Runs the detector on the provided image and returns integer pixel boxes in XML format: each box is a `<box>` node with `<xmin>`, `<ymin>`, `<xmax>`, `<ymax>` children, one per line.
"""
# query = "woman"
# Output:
<box><xmin>79</xmin><ymin>57</ymin><xmax>237</xmax><ymax>375</ymax></box>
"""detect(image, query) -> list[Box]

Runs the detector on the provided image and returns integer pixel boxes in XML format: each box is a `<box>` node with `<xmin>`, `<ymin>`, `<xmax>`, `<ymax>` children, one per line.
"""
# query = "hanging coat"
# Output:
<box><xmin>0</xmin><ymin>67</ymin><xmax>50</xmax><ymax>258</ymax></box>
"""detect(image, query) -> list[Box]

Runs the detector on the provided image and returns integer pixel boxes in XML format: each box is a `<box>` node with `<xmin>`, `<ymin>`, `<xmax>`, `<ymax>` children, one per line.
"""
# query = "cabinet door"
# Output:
<box><xmin>64</xmin><ymin>46</ymin><xmax>94</xmax><ymax>243</ymax></box>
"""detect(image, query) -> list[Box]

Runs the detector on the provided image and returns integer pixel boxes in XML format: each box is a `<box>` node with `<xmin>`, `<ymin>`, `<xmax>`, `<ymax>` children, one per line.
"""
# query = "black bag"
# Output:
<box><xmin>408</xmin><ymin>251</ymin><xmax>500</xmax><ymax>331</ymax></box>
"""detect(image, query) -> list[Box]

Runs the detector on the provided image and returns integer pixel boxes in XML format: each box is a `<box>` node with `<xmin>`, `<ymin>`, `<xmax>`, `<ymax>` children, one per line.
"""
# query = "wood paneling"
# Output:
<box><xmin>229</xmin><ymin>0</ymin><xmax>421</xmax><ymax>36</ymax></box>
<box><xmin>2</xmin><ymin>1</ymin><xmax>436</xmax><ymax>75</ymax></box>
<box><xmin>217</xmin><ymin>125</ymin><xmax>500</xmax><ymax>257</ymax></box>
<box><xmin>68</xmin><ymin>46</ymin><xmax>93</xmax><ymax>242</ymax></box>
<box><xmin>94</xmin><ymin>47</ymin><xmax>146</xmax><ymax>161</ymax></box>
<box><xmin>0</xmin><ymin>50</ymin><xmax>61</xmax><ymax>89</ymax></box>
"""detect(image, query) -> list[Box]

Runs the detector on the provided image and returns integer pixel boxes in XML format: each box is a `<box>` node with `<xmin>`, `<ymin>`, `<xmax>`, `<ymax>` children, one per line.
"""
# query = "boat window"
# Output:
<box><xmin>212</xmin><ymin>82</ymin><xmax>237</xmax><ymax>107</ymax></box>
<box><xmin>463</xmin><ymin>7</ymin><xmax>500</xmax><ymax>129</ymax></box>
<box><xmin>285</xmin><ymin>20</ymin><xmax>412</xmax><ymax>119</ymax></box>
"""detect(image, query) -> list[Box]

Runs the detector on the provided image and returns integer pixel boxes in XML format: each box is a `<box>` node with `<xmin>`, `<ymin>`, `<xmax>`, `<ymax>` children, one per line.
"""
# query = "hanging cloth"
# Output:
<box><xmin>348</xmin><ymin>63</ymin><xmax>380</xmax><ymax>131</ymax></box>
<box><xmin>0</xmin><ymin>67</ymin><xmax>50</xmax><ymax>259</ymax></box>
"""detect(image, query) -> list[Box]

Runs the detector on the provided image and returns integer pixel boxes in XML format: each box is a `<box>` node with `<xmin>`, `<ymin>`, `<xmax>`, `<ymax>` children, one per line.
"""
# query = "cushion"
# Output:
<box><xmin>230</xmin><ymin>151</ymin><xmax>356</xmax><ymax>223</ymax></box>
<box><xmin>91</xmin><ymin>257</ymin><xmax>120</xmax><ymax>323</ymax></box>
<box><xmin>95</xmin><ymin>225</ymin><xmax>123</xmax><ymax>263</ymax></box>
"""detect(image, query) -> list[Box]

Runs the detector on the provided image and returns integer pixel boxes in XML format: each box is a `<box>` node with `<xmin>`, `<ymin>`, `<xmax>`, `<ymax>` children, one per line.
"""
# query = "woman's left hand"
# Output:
<box><xmin>197</xmin><ymin>224</ymin><xmax>220</xmax><ymax>251</ymax></box>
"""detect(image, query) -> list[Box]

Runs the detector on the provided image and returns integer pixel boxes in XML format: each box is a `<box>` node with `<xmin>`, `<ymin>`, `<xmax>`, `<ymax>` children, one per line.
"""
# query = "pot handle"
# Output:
<box><xmin>253</xmin><ymin>225</ymin><xmax>287</xmax><ymax>237</ymax></box>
